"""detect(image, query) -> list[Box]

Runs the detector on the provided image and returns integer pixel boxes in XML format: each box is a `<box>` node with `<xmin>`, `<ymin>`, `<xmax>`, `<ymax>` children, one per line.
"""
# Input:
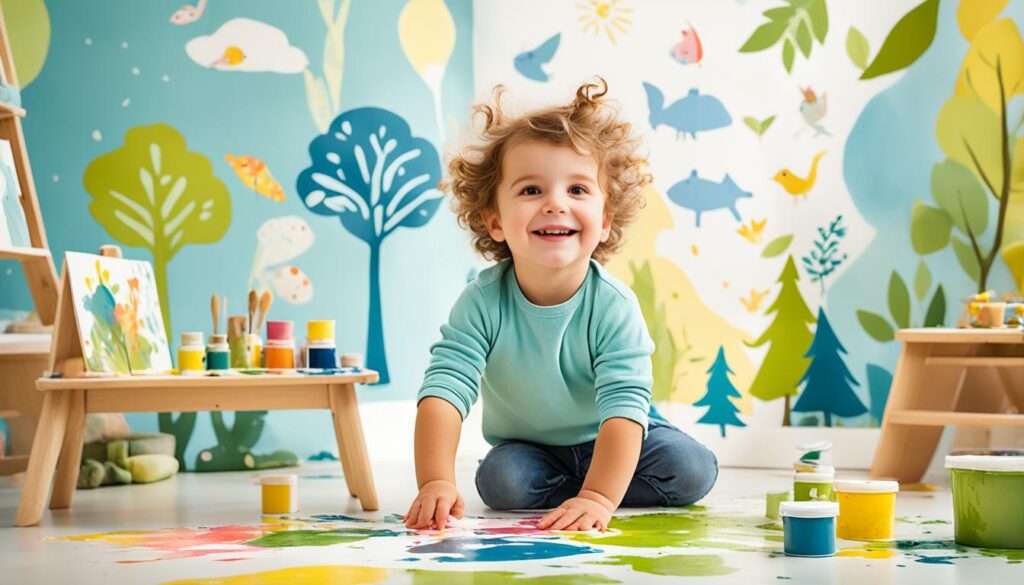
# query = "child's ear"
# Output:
<box><xmin>600</xmin><ymin>212</ymin><xmax>613</xmax><ymax>243</ymax></box>
<box><xmin>482</xmin><ymin>208</ymin><xmax>506</xmax><ymax>243</ymax></box>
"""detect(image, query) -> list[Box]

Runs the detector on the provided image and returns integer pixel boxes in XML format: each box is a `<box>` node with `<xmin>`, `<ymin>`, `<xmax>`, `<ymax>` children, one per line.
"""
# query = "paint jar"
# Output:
<box><xmin>766</xmin><ymin>490</ymin><xmax>791</xmax><ymax>520</ymax></box>
<box><xmin>781</xmin><ymin>501</ymin><xmax>838</xmax><ymax>557</ymax></box>
<box><xmin>340</xmin><ymin>353</ymin><xmax>363</xmax><ymax>368</ymax></box>
<box><xmin>306</xmin><ymin>340</ymin><xmax>337</xmax><ymax>369</ymax></box>
<box><xmin>206</xmin><ymin>334</ymin><xmax>230</xmax><ymax>370</ymax></box>
<box><xmin>976</xmin><ymin>302</ymin><xmax>1007</xmax><ymax>327</ymax></box>
<box><xmin>227</xmin><ymin>315</ymin><xmax>248</xmax><ymax>368</ymax></box>
<box><xmin>266</xmin><ymin>320</ymin><xmax>294</xmax><ymax>342</ymax></box>
<box><xmin>794</xmin><ymin>471</ymin><xmax>834</xmax><ymax>502</ymax></box>
<box><xmin>307</xmin><ymin>319</ymin><xmax>335</xmax><ymax>342</ymax></box>
<box><xmin>177</xmin><ymin>331</ymin><xmax>206</xmax><ymax>374</ymax></box>
<box><xmin>834</xmin><ymin>480</ymin><xmax>899</xmax><ymax>541</ymax></box>
<box><xmin>264</xmin><ymin>339</ymin><xmax>295</xmax><ymax>369</ymax></box>
<box><xmin>246</xmin><ymin>334</ymin><xmax>263</xmax><ymax>368</ymax></box>
<box><xmin>260</xmin><ymin>474</ymin><xmax>298</xmax><ymax>515</ymax></box>
<box><xmin>946</xmin><ymin>454</ymin><xmax>1024</xmax><ymax>549</ymax></box>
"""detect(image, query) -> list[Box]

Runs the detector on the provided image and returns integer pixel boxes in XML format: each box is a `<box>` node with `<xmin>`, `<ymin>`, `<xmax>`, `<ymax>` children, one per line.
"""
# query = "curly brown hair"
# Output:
<box><xmin>444</xmin><ymin>77</ymin><xmax>651</xmax><ymax>264</ymax></box>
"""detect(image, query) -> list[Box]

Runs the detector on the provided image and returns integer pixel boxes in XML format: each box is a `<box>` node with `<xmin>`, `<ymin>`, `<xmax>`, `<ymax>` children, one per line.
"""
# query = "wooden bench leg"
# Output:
<box><xmin>329</xmin><ymin>383</ymin><xmax>378</xmax><ymax>511</ymax></box>
<box><xmin>16</xmin><ymin>390</ymin><xmax>72</xmax><ymax>526</ymax></box>
<box><xmin>50</xmin><ymin>390</ymin><xmax>86</xmax><ymax>510</ymax></box>
<box><xmin>328</xmin><ymin>392</ymin><xmax>359</xmax><ymax>498</ymax></box>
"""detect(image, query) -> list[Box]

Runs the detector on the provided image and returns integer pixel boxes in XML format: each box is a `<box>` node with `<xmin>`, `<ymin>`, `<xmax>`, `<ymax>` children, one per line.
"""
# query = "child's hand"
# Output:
<box><xmin>404</xmin><ymin>479</ymin><xmax>464</xmax><ymax>530</ymax></box>
<box><xmin>536</xmin><ymin>489</ymin><xmax>614</xmax><ymax>532</ymax></box>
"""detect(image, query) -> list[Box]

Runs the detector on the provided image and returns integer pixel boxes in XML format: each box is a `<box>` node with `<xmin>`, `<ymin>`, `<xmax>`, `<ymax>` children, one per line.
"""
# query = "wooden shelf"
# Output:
<box><xmin>0</xmin><ymin>100</ymin><xmax>25</xmax><ymax>119</ymax></box>
<box><xmin>0</xmin><ymin>408</ymin><xmax>21</xmax><ymax>418</ymax></box>
<box><xmin>0</xmin><ymin>454</ymin><xmax>29</xmax><ymax>476</ymax></box>
<box><xmin>925</xmin><ymin>356</ymin><xmax>1024</xmax><ymax>367</ymax></box>
<box><xmin>896</xmin><ymin>328</ymin><xmax>1024</xmax><ymax>344</ymax></box>
<box><xmin>0</xmin><ymin>245</ymin><xmax>49</xmax><ymax>260</ymax></box>
<box><xmin>887</xmin><ymin>409</ymin><xmax>1024</xmax><ymax>427</ymax></box>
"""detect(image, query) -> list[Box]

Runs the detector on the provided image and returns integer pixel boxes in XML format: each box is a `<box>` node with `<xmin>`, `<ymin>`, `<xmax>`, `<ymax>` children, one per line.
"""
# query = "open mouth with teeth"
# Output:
<box><xmin>532</xmin><ymin>228</ymin><xmax>579</xmax><ymax>241</ymax></box>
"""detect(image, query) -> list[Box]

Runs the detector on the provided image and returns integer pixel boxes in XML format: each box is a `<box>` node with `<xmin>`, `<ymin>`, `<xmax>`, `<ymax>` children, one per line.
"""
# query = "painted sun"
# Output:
<box><xmin>577</xmin><ymin>0</ymin><xmax>634</xmax><ymax>45</ymax></box>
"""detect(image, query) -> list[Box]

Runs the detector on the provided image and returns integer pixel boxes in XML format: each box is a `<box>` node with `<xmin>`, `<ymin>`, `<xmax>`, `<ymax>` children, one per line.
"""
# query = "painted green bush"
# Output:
<box><xmin>856</xmin><ymin>270</ymin><xmax>945</xmax><ymax>342</ymax></box>
<box><xmin>739</xmin><ymin>0</ymin><xmax>827</xmax><ymax>73</ymax></box>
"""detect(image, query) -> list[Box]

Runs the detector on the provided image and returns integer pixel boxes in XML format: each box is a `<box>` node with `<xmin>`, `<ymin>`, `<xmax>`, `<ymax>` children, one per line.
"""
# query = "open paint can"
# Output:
<box><xmin>780</xmin><ymin>501</ymin><xmax>838</xmax><ymax>557</ymax></box>
<box><xmin>834</xmin><ymin>479</ymin><xmax>899</xmax><ymax>541</ymax></box>
<box><xmin>946</xmin><ymin>454</ymin><xmax>1024</xmax><ymax>549</ymax></box>
<box><xmin>260</xmin><ymin>474</ymin><xmax>298</xmax><ymax>515</ymax></box>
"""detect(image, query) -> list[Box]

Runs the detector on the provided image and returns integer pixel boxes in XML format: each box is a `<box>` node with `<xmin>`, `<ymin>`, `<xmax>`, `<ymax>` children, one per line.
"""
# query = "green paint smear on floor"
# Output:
<box><xmin>569</xmin><ymin>511</ymin><xmax>775</xmax><ymax>552</ymax></box>
<box><xmin>592</xmin><ymin>554</ymin><xmax>737</xmax><ymax>577</ymax></box>
<box><xmin>247</xmin><ymin>528</ymin><xmax>400</xmax><ymax>548</ymax></box>
<box><xmin>408</xmin><ymin>570</ymin><xmax>618</xmax><ymax>584</ymax></box>
<box><xmin>979</xmin><ymin>548</ymin><xmax>1024</xmax><ymax>563</ymax></box>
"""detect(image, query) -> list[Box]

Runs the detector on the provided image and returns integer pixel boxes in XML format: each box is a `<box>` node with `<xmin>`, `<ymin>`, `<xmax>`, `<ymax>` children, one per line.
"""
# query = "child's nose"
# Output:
<box><xmin>541</xmin><ymin>193</ymin><xmax>569</xmax><ymax>214</ymax></box>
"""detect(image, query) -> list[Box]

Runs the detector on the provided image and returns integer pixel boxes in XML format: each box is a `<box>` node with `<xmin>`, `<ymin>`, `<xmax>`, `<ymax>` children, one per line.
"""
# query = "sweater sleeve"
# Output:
<box><xmin>417</xmin><ymin>282</ymin><xmax>492</xmax><ymax>419</ymax></box>
<box><xmin>592</xmin><ymin>292</ymin><xmax>655</xmax><ymax>436</ymax></box>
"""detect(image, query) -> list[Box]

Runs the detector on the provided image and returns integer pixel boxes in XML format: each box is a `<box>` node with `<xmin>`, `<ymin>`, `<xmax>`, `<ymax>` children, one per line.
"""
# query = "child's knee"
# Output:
<box><xmin>660</xmin><ymin>439</ymin><xmax>719</xmax><ymax>506</ymax></box>
<box><xmin>475</xmin><ymin>446</ymin><xmax>550</xmax><ymax>510</ymax></box>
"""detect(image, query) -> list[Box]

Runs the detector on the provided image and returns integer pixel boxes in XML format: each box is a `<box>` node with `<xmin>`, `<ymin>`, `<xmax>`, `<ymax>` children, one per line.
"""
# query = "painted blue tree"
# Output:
<box><xmin>792</xmin><ymin>308</ymin><xmax>868</xmax><ymax>426</ymax></box>
<box><xmin>297</xmin><ymin>108</ymin><xmax>443</xmax><ymax>383</ymax></box>
<box><xmin>694</xmin><ymin>346</ymin><xmax>746</xmax><ymax>437</ymax></box>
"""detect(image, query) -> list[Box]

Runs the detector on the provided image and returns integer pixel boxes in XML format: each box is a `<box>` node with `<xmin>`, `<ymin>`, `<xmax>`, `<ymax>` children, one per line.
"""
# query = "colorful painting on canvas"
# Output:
<box><xmin>65</xmin><ymin>251</ymin><xmax>172</xmax><ymax>374</ymax></box>
<box><xmin>0</xmin><ymin>138</ymin><xmax>32</xmax><ymax>247</ymax></box>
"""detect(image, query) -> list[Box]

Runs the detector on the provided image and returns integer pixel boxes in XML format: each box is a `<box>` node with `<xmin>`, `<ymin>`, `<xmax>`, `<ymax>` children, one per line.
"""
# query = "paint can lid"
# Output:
<box><xmin>266</xmin><ymin>339</ymin><xmax>295</xmax><ymax>348</ymax></box>
<box><xmin>780</xmin><ymin>501</ymin><xmax>838</xmax><ymax>519</ymax></box>
<box><xmin>340</xmin><ymin>353</ymin><xmax>363</xmax><ymax>367</ymax></box>
<box><xmin>834</xmin><ymin>479</ymin><xmax>899</xmax><ymax>493</ymax></box>
<box><xmin>209</xmin><ymin>334</ymin><xmax>228</xmax><ymax>344</ymax></box>
<box><xmin>306</xmin><ymin>339</ymin><xmax>337</xmax><ymax>347</ymax></box>
<box><xmin>945</xmin><ymin>455</ymin><xmax>1024</xmax><ymax>472</ymax></box>
<box><xmin>260</xmin><ymin>474</ymin><xmax>298</xmax><ymax>485</ymax></box>
<box><xmin>181</xmin><ymin>331</ymin><xmax>204</xmax><ymax>346</ymax></box>
<box><xmin>793</xmin><ymin>471</ymin><xmax>834</xmax><ymax>483</ymax></box>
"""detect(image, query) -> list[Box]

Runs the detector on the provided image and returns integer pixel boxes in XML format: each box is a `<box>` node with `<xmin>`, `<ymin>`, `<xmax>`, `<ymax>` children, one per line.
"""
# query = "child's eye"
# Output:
<box><xmin>521</xmin><ymin>186</ymin><xmax>542</xmax><ymax>196</ymax></box>
<box><xmin>569</xmin><ymin>185</ymin><xmax>589</xmax><ymax>195</ymax></box>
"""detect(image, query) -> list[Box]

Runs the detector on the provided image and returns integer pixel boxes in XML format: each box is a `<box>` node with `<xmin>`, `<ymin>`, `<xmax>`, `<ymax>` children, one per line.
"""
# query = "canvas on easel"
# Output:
<box><xmin>0</xmin><ymin>137</ymin><xmax>30</xmax><ymax>247</ymax></box>
<box><xmin>62</xmin><ymin>251</ymin><xmax>172</xmax><ymax>374</ymax></box>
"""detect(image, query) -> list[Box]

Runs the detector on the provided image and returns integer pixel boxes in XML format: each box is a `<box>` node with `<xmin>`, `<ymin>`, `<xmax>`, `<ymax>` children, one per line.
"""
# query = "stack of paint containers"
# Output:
<box><xmin>264</xmin><ymin>320</ymin><xmax>296</xmax><ymax>369</ymax></box>
<box><xmin>207</xmin><ymin>334</ymin><xmax>230</xmax><ymax>371</ymax></box>
<box><xmin>305</xmin><ymin>320</ymin><xmax>337</xmax><ymax>369</ymax></box>
<box><xmin>177</xmin><ymin>332</ymin><xmax>206</xmax><ymax>375</ymax></box>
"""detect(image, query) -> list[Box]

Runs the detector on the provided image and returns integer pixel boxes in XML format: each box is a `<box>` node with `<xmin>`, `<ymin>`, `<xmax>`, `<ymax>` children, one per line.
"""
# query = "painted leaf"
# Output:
<box><xmin>1014</xmin><ymin>133</ymin><xmax>1024</xmax><ymax>188</ymax></box>
<box><xmin>914</xmin><ymin>258</ymin><xmax>932</xmax><ymax>301</ymax></box>
<box><xmin>782</xmin><ymin>38</ymin><xmax>795</xmax><ymax>72</ymax></box>
<box><xmin>1002</xmin><ymin>240</ymin><xmax>1024</xmax><ymax>294</ymax></box>
<box><xmin>951</xmin><ymin>236</ymin><xmax>982</xmax><ymax>281</ymax></box>
<box><xmin>924</xmin><ymin>284</ymin><xmax>946</xmax><ymax>327</ymax></box>
<box><xmin>860</xmin><ymin>0</ymin><xmax>939</xmax><ymax>80</ymax></box>
<box><xmin>739</xmin><ymin>18</ymin><xmax>788</xmax><ymax>53</ymax></box>
<box><xmin>761</xmin><ymin>115</ymin><xmax>776</xmax><ymax>133</ymax></box>
<box><xmin>957</xmin><ymin>0</ymin><xmax>1010</xmax><ymax>41</ymax></box>
<box><xmin>887</xmin><ymin>271</ymin><xmax>911</xmax><ymax>329</ymax></box>
<box><xmin>931</xmin><ymin>159</ymin><xmax>988</xmax><ymax>237</ymax></box>
<box><xmin>937</xmin><ymin>97</ymin><xmax>1003</xmax><ymax>189</ymax></box>
<box><xmin>1006</xmin><ymin>134</ymin><xmax>1024</xmax><ymax>245</ymax></box>
<box><xmin>910</xmin><ymin>201</ymin><xmax>953</xmax><ymax>255</ymax></box>
<box><xmin>954</xmin><ymin>19</ymin><xmax>1024</xmax><ymax>113</ymax></box>
<box><xmin>857</xmin><ymin>310</ymin><xmax>895</xmax><ymax>342</ymax></box>
<box><xmin>743</xmin><ymin>116</ymin><xmax>761</xmax><ymax>134</ymax></box>
<box><xmin>303</xmin><ymin>69</ymin><xmax>331</xmax><ymax>133</ymax></box>
<box><xmin>795</xmin><ymin>19</ymin><xmax>812</xmax><ymax>58</ymax></box>
<box><xmin>762</xmin><ymin>234</ymin><xmax>793</xmax><ymax>258</ymax></box>
<box><xmin>866</xmin><ymin>363</ymin><xmax>893</xmax><ymax>425</ymax></box>
<box><xmin>807</xmin><ymin>0</ymin><xmax>828</xmax><ymax>42</ymax></box>
<box><xmin>846</xmin><ymin>27</ymin><xmax>870</xmax><ymax>69</ymax></box>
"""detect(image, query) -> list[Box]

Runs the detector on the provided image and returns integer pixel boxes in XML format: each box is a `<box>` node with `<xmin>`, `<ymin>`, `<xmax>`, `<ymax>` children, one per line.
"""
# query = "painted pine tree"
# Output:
<box><xmin>792</xmin><ymin>308</ymin><xmax>868</xmax><ymax>426</ymax></box>
<box><xmin>694</xmin><ymin>346</ymin><xmax>746</xmax><ymax>437</ymax></box>
<box><xmin>747</xmin><ymin>255</ymin><xmax>816</xmax><ymax>426</ymax></box>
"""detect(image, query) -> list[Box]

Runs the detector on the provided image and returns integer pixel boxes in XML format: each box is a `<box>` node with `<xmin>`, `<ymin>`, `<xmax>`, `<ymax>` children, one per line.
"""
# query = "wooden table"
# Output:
<box><xmin>15</xmin><ymin>371</ymin><xmax>380</xmax><ymax>527</ymax></box>
<box><xmin>0</xmin><ymin>333</ymin><xmax>50</xmax><ymax>476</ymax></box>
<box><xmin>871</xmin><ymin>328</ymin><xmax>1024</xmax><ymax>483</ymax></box>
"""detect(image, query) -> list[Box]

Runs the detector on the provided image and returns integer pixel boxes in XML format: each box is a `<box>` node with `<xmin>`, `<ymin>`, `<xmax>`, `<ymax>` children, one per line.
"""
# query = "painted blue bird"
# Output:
<box><xmin>514</xmin><ymin>33</ymin><xmax>560</xmax><ymax>82</ymax></box>
<box><xmin>643</xmin><ymin>82</ymin><xmax>731</xmax><ymax>140</ymax></box>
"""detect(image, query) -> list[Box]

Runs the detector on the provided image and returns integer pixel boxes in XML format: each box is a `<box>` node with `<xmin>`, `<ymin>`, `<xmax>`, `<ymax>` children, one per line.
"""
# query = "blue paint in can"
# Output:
<box><xmin>307</xmin><ymin>345</ymin><xmax>337</xmax><ymax>369</ymax></box>
<box><xmin>780</xmin><ymin>501</ymin><xmax>837</xmax><ymax>557</ymax></box>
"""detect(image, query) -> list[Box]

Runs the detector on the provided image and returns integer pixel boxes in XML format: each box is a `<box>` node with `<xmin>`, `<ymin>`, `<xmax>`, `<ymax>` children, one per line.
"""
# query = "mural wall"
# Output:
<box><xmin>1</xmin><ymin>0</ymin><xmax>1021</xmax><ymax>466</ymax></box>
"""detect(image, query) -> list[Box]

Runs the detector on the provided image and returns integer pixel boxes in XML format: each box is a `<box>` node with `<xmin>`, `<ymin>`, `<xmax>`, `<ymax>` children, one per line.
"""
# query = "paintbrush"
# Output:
<box><xmin>211</xmin><ymin>294</ymin><xmax>220</xmax><ymax>335</ymax></box>
<box><xmin>255</xmin><ymin>289</ymin><xmax>273</xmax><ymax>334</ymax></box>
<box><xmin>248</xmin><ymin>289</ymin><xmax>257</xmax><ymax>337</ymax></box>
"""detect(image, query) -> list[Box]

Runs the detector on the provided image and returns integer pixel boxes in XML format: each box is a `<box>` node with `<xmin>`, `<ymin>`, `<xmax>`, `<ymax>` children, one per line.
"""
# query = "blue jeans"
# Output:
<box><xmin>475</xmin><ymin>418</ymin><xmax>719</xmax><ymax>510</ymax></box>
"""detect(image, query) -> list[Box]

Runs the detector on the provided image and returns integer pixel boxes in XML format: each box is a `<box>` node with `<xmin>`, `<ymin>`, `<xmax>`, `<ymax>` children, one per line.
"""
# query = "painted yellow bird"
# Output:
<box><xmin>736</xmin><ymin>217</ymin><xmax>767</xmax><ymax>244</ymax></box>
<box><xmin>773</xmin><ymin>151</ymin><xmax>826</xmax><ymax>200</ymax></box>
<box><xmin>209</xmin><ymin>45</ymin><xmax>246</xmax><ymax>68</ymax></box>
<box><xmin>740</xmin><ymin>288</ymin><xmax>770</xmax><ymax>313</ymax></box>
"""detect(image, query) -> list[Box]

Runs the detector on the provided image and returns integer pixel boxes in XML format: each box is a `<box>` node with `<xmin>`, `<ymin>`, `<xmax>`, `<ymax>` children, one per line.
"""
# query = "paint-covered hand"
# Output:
<box><xmin>404</xmin><ymin>479</ymin><xmax>464</xmax><ymax>530</ymax></box>
<box><xmin>536</xmin><ymin>489</ymin><xmax>614</xmax><ymax>532</ymax></box>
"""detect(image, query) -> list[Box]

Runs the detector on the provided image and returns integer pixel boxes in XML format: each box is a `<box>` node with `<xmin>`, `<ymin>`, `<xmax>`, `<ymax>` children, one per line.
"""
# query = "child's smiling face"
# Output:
<box><xmin>484</xmin><ymin>140</ymin><xmax>612</xmax><ymax>271</ymax></box>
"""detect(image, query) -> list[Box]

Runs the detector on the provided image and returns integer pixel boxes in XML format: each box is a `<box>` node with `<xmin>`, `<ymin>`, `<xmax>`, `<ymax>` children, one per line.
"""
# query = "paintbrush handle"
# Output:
<box><xmin>211</xmin><ymin>294</ymin><xmax>219</xmax><ymax>335</ymax></box>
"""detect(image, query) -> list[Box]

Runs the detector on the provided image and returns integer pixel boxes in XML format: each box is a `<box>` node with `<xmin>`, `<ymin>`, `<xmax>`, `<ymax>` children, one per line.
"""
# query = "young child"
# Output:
<box><xmin>404</xmin><ymin>78</ymin><xmax>718</xmax><ymax>532</ymax></box>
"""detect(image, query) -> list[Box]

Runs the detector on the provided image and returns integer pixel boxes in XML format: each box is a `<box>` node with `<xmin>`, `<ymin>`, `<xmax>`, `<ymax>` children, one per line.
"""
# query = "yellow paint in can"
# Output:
<box><xmin>835</xmin><ymin>479</ymin><xmax>899</xmax><ymax>541</ymax></box>
<box><xmin>261</xmin><ymin>474</ymin><xmax>298</xmax><ymax>515</ymax></box>
<box><xmin>306</xmin><ymin>319</ymin><xmax>335</xmax><ymax>342</ymax></box>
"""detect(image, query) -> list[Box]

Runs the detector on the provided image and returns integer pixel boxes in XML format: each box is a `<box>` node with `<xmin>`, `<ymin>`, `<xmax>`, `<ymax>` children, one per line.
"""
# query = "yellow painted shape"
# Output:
<box><xmin>956</xmin><ymin>0</ymin><xmax>1009</xmax><ymax>41</ymax></box>
<box><xmin>398</xmin><ymin>0</ymin><xmax>456</xmax><ymax>75</ymax></box>
<box><xmin>836</xmin><ymin>491</ymin><xmax>896</xmax><ymax>541</ymax></box>
<box><xmin>261</xmin><ymin>484</ymin><xmax>293</xmax><ymax>515</ymax></box>
<box><xmin>836</xmin><ymin>548</ymin><xmax>896</xmax><ymax>559</ymax></box>
<box><xmin>163</xmin><ymin>565</ymin><xmax>389</xmax><ymax>585</ymax></box>
<box><xmin>954</xmin><ymin>19</ymin><xmax>1024</xmax><ymax>113</ymax></box>
<box><xmin>899</xmin><ymin>482</ymin><xmax>942</xmax><ymax>492</ymax></box>
<box><xmin>605</xmin><ymin>185</ymin><xmax>754</xmax><ymax>410</ymax></box>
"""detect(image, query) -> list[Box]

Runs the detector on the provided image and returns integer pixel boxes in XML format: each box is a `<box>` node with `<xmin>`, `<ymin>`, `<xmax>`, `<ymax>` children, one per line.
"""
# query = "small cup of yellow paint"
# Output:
<box><xmin>261</xmin><ymin>474</ymin><xmax>298</xmax><ymax>515</ymax></box>
<box><xmin>834</xmin><ymin>479</ymin><xmax>899</xmax><ymax>541</ymax></box>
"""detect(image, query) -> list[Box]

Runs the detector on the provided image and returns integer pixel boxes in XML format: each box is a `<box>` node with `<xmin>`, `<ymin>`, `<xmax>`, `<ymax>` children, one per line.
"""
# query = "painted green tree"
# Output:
<box><xmin>747</xmin><ymin>255</ymin><xmax>816</xmax><ymax>426</ymax></box>
<box><xmin>909</xmin><ymin>17</ymin><xmax>1024</xmax><ymax>293</ymax></box>
<box><xmin>694</xmin><ymin>346</ymin><xmax>746</xmax><ymax>437</ymax></box>
<box><xmin>739</xmin><ymin>0</ymin><xmax>827</xmax><ymax>73</ymax></box>
<box><xmin>792</xmin><ymin>308</ymin><xmax>867</xmax><ymax>427</ymax></box>
<box><xmin>84</xmin><ymin>124</ymin><xmax>232</xmax><ymax>336</ymax></box>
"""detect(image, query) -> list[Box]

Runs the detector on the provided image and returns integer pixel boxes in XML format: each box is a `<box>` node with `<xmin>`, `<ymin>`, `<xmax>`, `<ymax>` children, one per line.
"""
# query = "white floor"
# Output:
<box><xmin>0</xmin><ymin>458</ymin><xmax>1020</xmax><ymax>584</ymax></box>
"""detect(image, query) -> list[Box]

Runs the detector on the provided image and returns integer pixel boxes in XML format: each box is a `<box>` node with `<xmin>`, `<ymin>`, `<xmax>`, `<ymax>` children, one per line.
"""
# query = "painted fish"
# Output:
<box><xmin>643</xmin><ymin>82</ymin><xmax>731</xmax><ymax>140</ymax></box>
<box><xmin>514</xmin><ymin>33</ymin><xmax>560</xmax><ymax>82</ymax></box>
<box><xmin>667</xmin><ymin>170</ymin><xmax>751</xmax><ymax>227</ymax></box>
<box><xmin>225</xmin><ymin>154</ymin><xmax>285</xmax><ymax>202</ymax></box>
<box><xmin>669</xmin><ymin>24</ymin><xmax>703</xmax><ymax>65</ymax></box>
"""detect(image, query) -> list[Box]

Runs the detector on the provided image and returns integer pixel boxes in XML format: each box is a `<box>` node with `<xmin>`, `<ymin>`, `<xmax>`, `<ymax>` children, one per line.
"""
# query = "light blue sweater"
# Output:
<box><xmin>418</xmin><ymin>259</ymin><xmax>656</xmax><ymax>446</ymax></box>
